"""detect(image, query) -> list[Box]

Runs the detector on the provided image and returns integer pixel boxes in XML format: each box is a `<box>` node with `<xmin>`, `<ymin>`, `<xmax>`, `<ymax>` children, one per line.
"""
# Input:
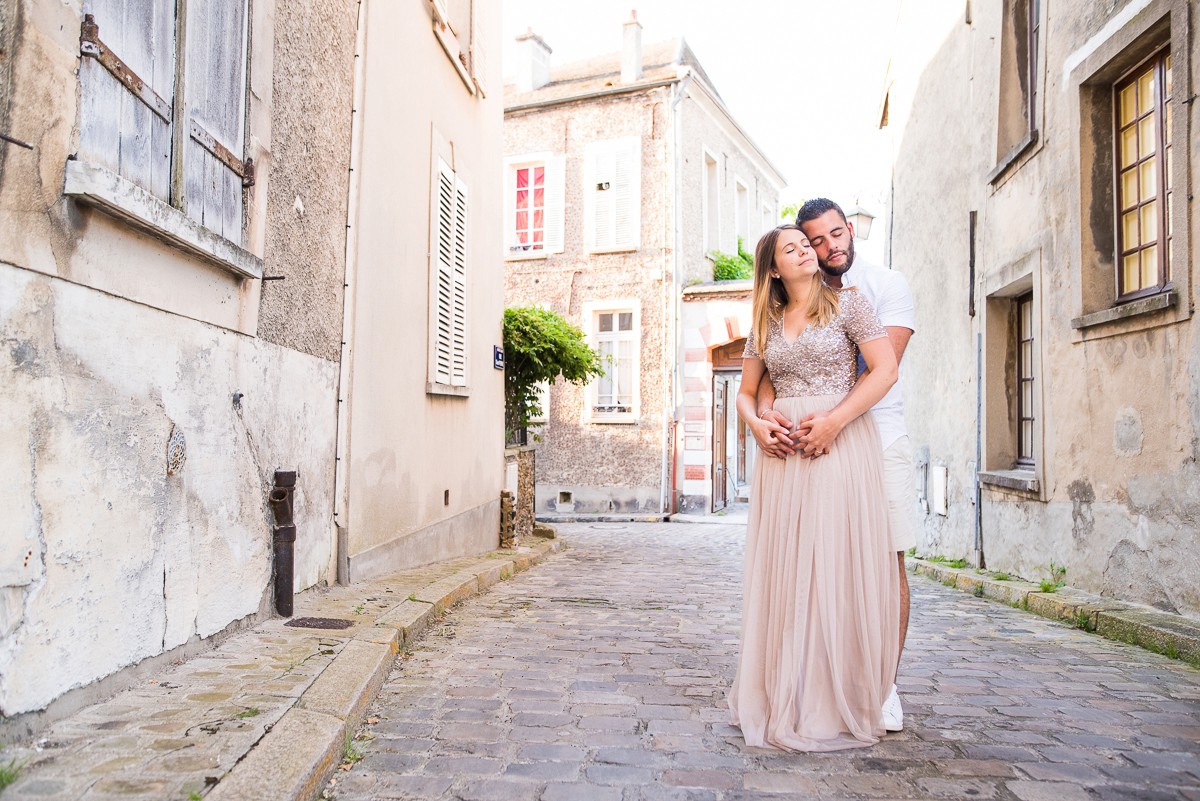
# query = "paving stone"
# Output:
<box><xmin>296</xmin><ymin>522</ymin><xmax>1200</xmax><ymax>801</ymax></box>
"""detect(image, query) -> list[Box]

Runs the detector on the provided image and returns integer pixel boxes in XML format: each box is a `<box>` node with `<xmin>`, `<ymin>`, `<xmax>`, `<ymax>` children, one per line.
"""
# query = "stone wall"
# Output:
<box><xmin>887</xmin><ymin>0</ymin><xmax>1200</xmax><ymax>618</ymax></box>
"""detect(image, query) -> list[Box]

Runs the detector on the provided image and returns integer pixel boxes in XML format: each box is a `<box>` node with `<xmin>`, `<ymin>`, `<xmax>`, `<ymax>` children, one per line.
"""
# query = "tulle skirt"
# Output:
<box><xmin>729</xmin><ymin>393</ymin><xmax>900</xmax><ymax>752</ymax></box>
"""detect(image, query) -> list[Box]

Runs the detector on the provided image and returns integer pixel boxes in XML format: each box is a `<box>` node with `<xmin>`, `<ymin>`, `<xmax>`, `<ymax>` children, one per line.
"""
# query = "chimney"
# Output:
<box><xmin>515</xmin><ymin>28</ymin><xmax>552</xmax><ymax>92</ymax></box>
<box><xmin>621</xmin><ymin>10</ymin><xmax>643</xmax><ymax>84</ymax></box>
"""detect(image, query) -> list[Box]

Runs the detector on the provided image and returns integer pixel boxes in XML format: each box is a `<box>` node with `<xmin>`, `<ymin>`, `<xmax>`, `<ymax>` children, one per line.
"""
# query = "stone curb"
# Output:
<box><xmin>912</xmin><ymin>558</ymin><xmax>1200</xmax><ymax>666</ymax></box>
<box><xmin>208</xmin><ymin>538</ymin><xmax>564</xmax><ymax>801</ymax></box>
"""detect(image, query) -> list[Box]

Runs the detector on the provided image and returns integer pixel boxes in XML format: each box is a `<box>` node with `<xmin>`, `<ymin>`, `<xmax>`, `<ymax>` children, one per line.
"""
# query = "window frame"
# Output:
<box><xmin>582</xmin><ymin>137</ymin><xmax>642</xmax><ymax>255</ymax></box>
<box><xmin>1014</xmin><ymin>292</ymin><xmax>1036</xmax><ymax>469</ymax></box>
<box><xmin>503</xmin><ymin>152</ymin><xmax>565</xmax><ymax>260</ymax></box>
<box><xmin>702</xmin><ymin>147</ymin><xmax>720</xmax><ymax>255</ymax></box>
<box><xmin>429</xmin><ymin>0</ymin><xmax>488</xmax><ymax>97</ymax></box>
<box><xmin>988</xmin><ymin>0</ymin><xmax>1044</xmax><ymax>184</ymax></box>
<box><xmin>1112</xmin><ymin>48</ymin><xmax>1173</xmax><ymax>303</ymax></box>
<box><xmin>65</xmin><ymin>2</ymin><xmax>260</xmax><ymax>279</ymax></box>
<box><xmin>583</xmin><ymin>299</ymin><xmax>640</xmax><ymax>424</ymax></box>
<box><xmin>427</xmin><ymin>146</ymin><xmax>471</xmax><ymax>397</ymax></box>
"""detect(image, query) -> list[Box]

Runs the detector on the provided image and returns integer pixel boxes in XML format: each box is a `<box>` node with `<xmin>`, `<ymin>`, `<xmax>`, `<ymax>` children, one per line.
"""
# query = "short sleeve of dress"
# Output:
<box><xmin>742</xmin><ymin>329</ymin><xmax>761</xmax><ymax>359</ymax></box>
<box><xmin>839</xmin><ymin>289</ymin><xmax>887</xmax><ymax>344</ymax></box>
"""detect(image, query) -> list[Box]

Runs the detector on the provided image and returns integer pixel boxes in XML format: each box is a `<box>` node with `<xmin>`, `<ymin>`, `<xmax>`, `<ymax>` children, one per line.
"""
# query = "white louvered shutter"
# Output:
<box><xmin>431</xmin><ymin>158</ymin><xmax>456</xmax><ymax>386</ymax></box>
<box><xmin>543</xmin><ymin>156</ymin><xmax>565</xmax><ymax>254</ymax></box>
<box><xmin>584</xmin><ymin>138</ymin><xmax>640</xmax><ymax>252</ymax></box>
<box><xmin>451</xmin><ymin>176</ymin><xmax>469</xmax><ymax>387</ymax></box>
<box><xmin>183</xmin><ymin>0</ymin><xmax>250</xmax><ymax>245</ymax></box>
<box><xmin>78</xmin><ymin>0</ymin><xmax>176</xmax><ymax>200</ymax></box>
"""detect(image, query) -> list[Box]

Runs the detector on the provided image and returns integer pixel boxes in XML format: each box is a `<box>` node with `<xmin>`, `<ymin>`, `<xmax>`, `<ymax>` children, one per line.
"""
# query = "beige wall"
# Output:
<box><xmin>341</xmin><ymin>0</ymin><xmax>506</xmax><ymax>576</ymax></box>
<box><xmin>888</xmin><ymin>0</ymin><xmax>1200</xmax><ymax>617</ymax></box>
<box><xmin>0</xmin><ymin>0</ymin><xmax>351</xmax><ymax>721</ymax></box>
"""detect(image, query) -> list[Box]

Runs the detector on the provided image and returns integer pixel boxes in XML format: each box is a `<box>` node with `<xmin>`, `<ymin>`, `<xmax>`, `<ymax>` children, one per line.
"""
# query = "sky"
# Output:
<box><xmin>501</xmin><ymin>0</ymin><xmax>904</xmax><ymax>257</ymax></box>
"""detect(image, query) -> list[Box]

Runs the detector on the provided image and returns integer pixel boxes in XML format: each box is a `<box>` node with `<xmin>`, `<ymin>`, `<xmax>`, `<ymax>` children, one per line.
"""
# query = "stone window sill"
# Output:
<box><xmin>427</xmin><ymin>383</ymin><xmax>470</xmax><ymax>397</ymax></box>
<box><xmin>1071</xmin><ymin>290</ymin><xmax>1177</xmax><ymax>330</ymax></box>
<box><xmin>987</xmin><ymin>129</ymin><xmax>1039</xmax><ymax>186</ymax></box>
<box><xmin>979</xmin><ymin>469</ymin><xmax>1040</xmax><ymax>493</ymax></box>
<box><xmin>63</xmin><ymin>160</ymin><xmax>262</xmax><ymax>280</ymax></box>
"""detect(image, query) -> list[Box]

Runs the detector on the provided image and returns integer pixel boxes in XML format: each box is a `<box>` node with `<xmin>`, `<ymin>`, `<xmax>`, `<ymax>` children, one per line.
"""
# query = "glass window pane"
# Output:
<box><xmin>1021</xmin><ymin>341</ymin><xmax>1033</xmax><ymax>371</ymax></box>
<box><xmin>1021</xmin><ymin>421</ymin><xmax>1034</xmax><ymax>457</ymax></box>
<box><xmin>1138</xmin><ymin>159</ymin><xmax>1156</xmax><ymax>201</ymax></box>
<box><xmin>618</xmin><ymin>312</ymin><xmax>633</xmax><ymax>331</ymax></box>
<box><xmin>1140</xmin><ymin>201</ymin><xmax>1157</xmax><ymax>244</ymax></box>
<box><xmin>1119</xmin><ymin>83</ymin><xmax>1138</xmax><ymax>126</ymax></box>
<box><xmin>533</xmin><ymin>166</ymin><xmax>544</xmax><ymax>185</ymax></box>
<box><xmin>1122</xmin><ymin>210</ymin><xmax>1140</xmax><ymax>249</ymax></box>
<box><xmin>1021</xmin><ymin>380</ymin><xmax>1033</xmax><ymax>411</ymax></box>
<box><xmin>1165</xmin><ymin>54</ymin><xmax>1173</xmax><ymax>96</ymax></box>
<box><xmin>1139</xmin><ymin>115</ymin><xmax>1156</xmax><ymax>158</ymax></box>
<box><xmin>1120</xmin><ymin>126</ymin><xmax>1139</xmax><ymax>167</ymax></box>
<box><xmin>1166</xmin><ymin>145</ymin><xmax>1173</xmax><ymax>190</ymax></box>
<box><xmin>1123</xmin><ymin>254</ymin><xmax>1141</xmax><ymax>292</ymax></box>
<box><xmin>1120</xmin><ymin>168</ymin><xmax>1139</xmax><ymax>209</ymax></box>
<box><xmin>598</xmin><ymin>313</ymin><xmax>613</xmax><ymax>332</ymax></box>
<box><xmin>1141</xmin><ymin>244</ymin><xmax>1159</xmax><ymax>288</ymax></box>
<box><xmin>1137</xmin><ymin>68</ymin><xmax>1155</xmax><ymax>115</ymax></box>
<box><xmin>1164</xmin><ymin>102</ymin><xmax>1173</xmax><ymax>147</ymax></box>
<box><xmin>1167</xmin><ymin>190</ymin><xmax>1173</xmax><ymax>237</ymax></box>
<box><xmin>516</xmin><ymin>189</ymin><xmax>528</xmax><ymax>210</ymax></box>
<box><xmin>618</xmin><ymin>360</ymin><xmax>632</xmax><ymax>405</ymax></box>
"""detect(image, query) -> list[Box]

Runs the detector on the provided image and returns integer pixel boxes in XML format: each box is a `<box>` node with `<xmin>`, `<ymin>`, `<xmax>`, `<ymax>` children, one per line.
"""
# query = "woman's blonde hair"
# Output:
<box><xmin>750</xmin><ymin>225</ymin><xmax>842</xmax><ymax>355</ymax></box>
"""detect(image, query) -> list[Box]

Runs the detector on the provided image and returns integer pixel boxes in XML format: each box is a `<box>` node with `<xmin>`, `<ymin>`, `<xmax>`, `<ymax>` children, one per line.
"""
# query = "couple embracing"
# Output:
<box><xmin>728</xmin><ymin>198</ymin><xmax>917</xmax><ymax>752</ymax></box>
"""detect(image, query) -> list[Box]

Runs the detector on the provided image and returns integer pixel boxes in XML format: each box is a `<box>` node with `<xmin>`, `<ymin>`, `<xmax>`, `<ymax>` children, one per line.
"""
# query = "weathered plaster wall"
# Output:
<box><xmin>257</xmin><ymin>0</ymin><xmax>356</xmax><ymax>362</ymax></box>
<box><xmin>678</xmin><ymin>91</ymin><xmax>781</xmax><ymax>285</ymax></box>
<box><xmin>0</xmin><ymin>265</ymin><xmax>337</xmax><ymax>716</ymax></box>
<box><xmin>341</xmin><ymin>0</ymin><xmax>505</xmax><ymax>574</ymax></box>
<box><xmin>0</xmin><ymin>0</ymin><xmax>343</xmax><ymax>718</ymax></box>
<box><xmin>505</xmin><ymin>91</ymin><xmax>673</xmax><ymax>515</ymax></box>
<box><xmin>890</xmin><ymin>0</ymin><xmax>1200</xmax><ymax>618</ymax></box>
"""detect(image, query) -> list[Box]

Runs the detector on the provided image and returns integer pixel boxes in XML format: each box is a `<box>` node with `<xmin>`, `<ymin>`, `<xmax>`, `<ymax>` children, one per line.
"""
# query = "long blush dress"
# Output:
<box><xmin>728</xmin><ymin>289</ymin><xmax>900</xmax><ymax>752</ymax></box>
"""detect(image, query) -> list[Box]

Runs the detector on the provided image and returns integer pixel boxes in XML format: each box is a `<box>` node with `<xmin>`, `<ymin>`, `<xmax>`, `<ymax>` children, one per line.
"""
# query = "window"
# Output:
<box><xmin>735</xmin><ymin>179</ymin><xmax>749</xmax><ymax>244</ymax></box>
<box><xmin>992</xmin><ymin>0</ymin><xmax>1042</xmax><ymax>175</ymax></box>
<box><xmin>583</xmin><ymin>137</ymin><xmax>641</xmax><ymax>253</ymax></box>
<box><xmin>503</xmin><ymin>154</ymin><xmax>565</xmax><ymax>258</ymax></box>
<box><xmin>762</xmin><ymin>203</ymin><xmax>775</xmax><ymax>235</ymax></box>
<box><xmin>1115</xmin><ymin>50</ymin><xmax>1173</xmax><ymax>300</ymax></box>
<box><xmin>429</xmin><ymin>156</ymin><xmax>470</xmax><ymax>393</ymax></box>
<box><xmin>703</xmin><ymin>150</ymin><xmax>719</xmax><ymax>253</ymax></box>
<box><xmin>73</xmin><ymin>0</ymin><xmax>252</xmax><ymax>247</ymax></box>
<box><xmin>1015</xmin><ymin>293</ymin><xmax>1035</xmax><ymax>467</ymax></box>
<box><xmin>430</xmin><ymin>0</ymin><xmax>488</xmax><ymax>96</ymax></box>
<box><xmin>585</xmin><ymin>302</ymin><xmax>639</xmax><ymax>421</ymax></box>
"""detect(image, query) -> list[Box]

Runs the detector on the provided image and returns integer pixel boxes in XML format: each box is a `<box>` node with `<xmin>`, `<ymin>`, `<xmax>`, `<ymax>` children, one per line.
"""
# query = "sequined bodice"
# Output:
<box><xmin>742</xmin><ymin>290</ymin><xmax>885</xmax><ymax>398</ymax></box>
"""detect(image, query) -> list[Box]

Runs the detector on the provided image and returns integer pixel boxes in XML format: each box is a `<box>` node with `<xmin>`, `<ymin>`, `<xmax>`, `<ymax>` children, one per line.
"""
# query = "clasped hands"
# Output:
<box><xmin>751</xmin><ymin>409</ymin><xmax>842</xmax><ymax>460</ymax></box>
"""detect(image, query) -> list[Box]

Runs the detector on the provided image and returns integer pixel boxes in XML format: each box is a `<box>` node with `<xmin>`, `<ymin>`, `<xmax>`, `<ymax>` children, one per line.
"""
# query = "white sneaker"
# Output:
<box><xmin>882</xmin><ymin>684</ymin><xmax>904</xmax><ymax>732</ymax></box>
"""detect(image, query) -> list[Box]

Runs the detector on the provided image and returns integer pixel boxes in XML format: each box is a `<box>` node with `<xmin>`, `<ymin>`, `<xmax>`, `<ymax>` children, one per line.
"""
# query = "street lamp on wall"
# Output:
<box><xmin>845</xmin><ymin>207</ymin><xmax>875</xmax><ymax>240</ymax></box>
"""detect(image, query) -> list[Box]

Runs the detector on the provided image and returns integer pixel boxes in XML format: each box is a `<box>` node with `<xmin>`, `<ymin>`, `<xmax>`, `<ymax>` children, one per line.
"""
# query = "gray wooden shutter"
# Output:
<box><xmin>183</xmin><ymin>0</ymin><xmax>251</xmax><ymax>244</ymax></box>
<box><xmin>78</xmin><ymin>0</ymin><xmax>175</xmax><ymax>200</ymax></box>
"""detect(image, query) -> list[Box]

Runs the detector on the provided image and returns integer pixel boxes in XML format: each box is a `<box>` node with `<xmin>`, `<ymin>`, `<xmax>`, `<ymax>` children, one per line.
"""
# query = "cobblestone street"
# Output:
<box><xmin>325</xmin><ymin>522</ymin><xmax>1200</xmax><ymax>801</ymax></box>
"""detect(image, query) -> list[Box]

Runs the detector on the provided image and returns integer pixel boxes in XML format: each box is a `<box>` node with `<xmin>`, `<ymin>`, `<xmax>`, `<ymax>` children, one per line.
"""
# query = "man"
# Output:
<box><xmin>752</xmin><ymin>197</ymin><xmax>916</xmax><ymax>732</ymax></box>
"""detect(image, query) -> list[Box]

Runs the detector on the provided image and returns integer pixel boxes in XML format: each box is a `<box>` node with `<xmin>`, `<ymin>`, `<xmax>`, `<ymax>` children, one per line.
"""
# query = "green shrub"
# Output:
<box><xmin>710</xmin><ymin>236</ymin><xmax>754</xmax><ymax>281</ymax></box>
<box><xmin>503</xmin><ymin>307</ymin><xmax>605</xmax><ymax>444</ymax></box>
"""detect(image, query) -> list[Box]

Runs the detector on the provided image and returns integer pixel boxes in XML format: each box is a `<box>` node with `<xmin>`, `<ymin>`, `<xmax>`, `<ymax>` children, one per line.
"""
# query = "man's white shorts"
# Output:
<box><xmin>883</xmin><ymin>436</ymin><xmax>917</xmax><ymax>553</ymax></box>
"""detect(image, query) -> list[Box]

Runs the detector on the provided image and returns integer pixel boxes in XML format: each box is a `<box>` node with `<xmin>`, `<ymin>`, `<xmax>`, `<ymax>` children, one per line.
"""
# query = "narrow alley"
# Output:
<box><xmin>324</xmin><ymin>522</ymin><xmax>1200</xmax><ymax>801</ymax></box>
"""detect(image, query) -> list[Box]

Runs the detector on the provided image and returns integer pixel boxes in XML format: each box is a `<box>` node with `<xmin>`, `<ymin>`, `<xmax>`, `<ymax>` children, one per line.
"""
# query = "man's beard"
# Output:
<box><xmin>819</xmin><ymin>238</ymin><xmax>855</xmax><ymax>277</ymax></box>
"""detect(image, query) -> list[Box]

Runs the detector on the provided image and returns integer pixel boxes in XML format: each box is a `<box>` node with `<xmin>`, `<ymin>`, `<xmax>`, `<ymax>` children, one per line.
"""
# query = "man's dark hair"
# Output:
<box><xmin>795</xmin><ymin>197</ymin><xmax>847</xmax><ymax>226</ymax></box>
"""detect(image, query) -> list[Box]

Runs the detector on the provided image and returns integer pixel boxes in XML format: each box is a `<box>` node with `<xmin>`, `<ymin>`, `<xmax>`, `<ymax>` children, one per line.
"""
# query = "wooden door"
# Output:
<box><xmin>713</xmin><ymin>377</ymin><xmax>727</xmax><ymax>511</ymax></box>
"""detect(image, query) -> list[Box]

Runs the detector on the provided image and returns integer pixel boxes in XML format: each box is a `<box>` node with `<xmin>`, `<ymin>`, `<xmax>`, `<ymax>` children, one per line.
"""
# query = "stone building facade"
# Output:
<box><xmin>1</xmin><ymin>0</ymin><xmax>504</xmax><ymax>729</ymax></box>
<box><xmin>503</xmin><ymin>17</ymin><xmax>784</xmax><ymax>517</ymax></box>
<box><xmin>882</xmin><ymin>0</ymin><xmax>1199</xmax><ymax>617</ymax></box>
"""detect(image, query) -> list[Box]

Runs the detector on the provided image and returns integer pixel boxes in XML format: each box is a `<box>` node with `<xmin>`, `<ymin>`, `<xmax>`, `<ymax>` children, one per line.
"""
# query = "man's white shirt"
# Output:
<box><xmin>839</xmin><ymin>255</ymin><xmax>915</xmax><ymax>451</ymax></box>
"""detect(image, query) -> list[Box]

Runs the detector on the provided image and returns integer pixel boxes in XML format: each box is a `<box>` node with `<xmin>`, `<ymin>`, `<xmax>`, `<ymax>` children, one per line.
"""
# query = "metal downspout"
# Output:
<box><xmin>665</xmin><ymin>69</ymin><xmax>692</xmax><ymax>516</ymax></box>
<box><xmin>332</xmin><ymin>0</ymin><xmax>368</xmax><ymax>585</ymax></box>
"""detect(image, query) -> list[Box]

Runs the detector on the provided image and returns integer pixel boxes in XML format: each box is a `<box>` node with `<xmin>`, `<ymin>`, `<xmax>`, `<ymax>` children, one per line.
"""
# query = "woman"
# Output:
<box><xmin>728</xmin><ymin>224</ymin><xmax>900</xmax><ymax>752</ymax></box>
